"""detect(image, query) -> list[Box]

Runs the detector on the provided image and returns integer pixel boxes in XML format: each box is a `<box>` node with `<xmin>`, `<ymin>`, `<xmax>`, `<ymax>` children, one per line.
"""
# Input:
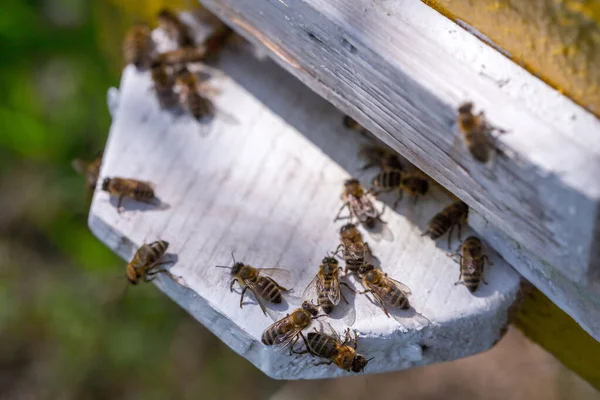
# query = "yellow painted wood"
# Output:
<box><xmin>422</xmin><ymin>0</ymin><xmax>600</xmax><ymax>115</ymax></box>
<box><xmin>515</xmin><ymin>286</ymin><xmax>600</xmax><ymax>391</ymax></box>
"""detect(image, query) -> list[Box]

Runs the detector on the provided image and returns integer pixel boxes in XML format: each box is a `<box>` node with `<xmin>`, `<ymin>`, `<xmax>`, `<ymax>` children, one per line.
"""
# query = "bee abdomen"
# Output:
<box><xmin>374</xmin><ymin>169</ymin><xmax>402</xmax><ymax>189</ymax></box>
<box><xmin>462</xmin><ymin>272</ymin><xmax>482</xmax><ymax>292</ymax></box>
<box><xmin>427</xmin><ymin>215</ymin><xmax>452</xmax><ymax>239</ymax></box>
<box><xmin>384</xmin><ymin>287</ymin><xmax>410</xmax><ymax>309</ymax></box>
<box><xmin>345</xmin><ymin>259</ymin><xmax>362</xmax><ymax>273</ymax></box>
<box><xmin>307</xmin><ymin>333</ymin><xmax>336</xmax><ymax>358</ymax></box>
<box><xmin>261</xmin><ymin>329</ymin><xmax>278</xmax><ymax>345</ymax></box>
<box><xmin>402</xmin><ymin>177</ymin><xmax>429</xmax><ymax>195</ymax></box>
<box><xmin>467</xmin><ymin>143</ymin><xmax>490</xmax><ymax>163</ymax></box>
<box><xmin>319</xmin><ymin>294</ymin><xmax>334</xmax><ymax>314</ymax></box>
<box><xmin>256</xmin><ymin>277</ymin><xmax>283</xmax><ymax>304</ymax></box>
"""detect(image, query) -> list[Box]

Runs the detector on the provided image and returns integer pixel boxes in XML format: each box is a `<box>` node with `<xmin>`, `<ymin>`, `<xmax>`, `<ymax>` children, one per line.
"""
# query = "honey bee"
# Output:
<box><xmin>71</xmin><ymin>155</ymin><xmax>102</xmax><ymax>192</ymax></box>
<box><xmin>156</xmin><ymin>47</ymin><xmax>207</xmax><ymax>66</ymax></box>
<box><xmin>123</xmin><ymin>23</ymin><xmax>154</xmax><ymax>69</ymax></box>
<box><xmin>453</xmin><ymin>236</ymin><xmax>490</xmax><ymax>292</ymax></box>
<box><xmin>101</xmin><ymin>177</ymin><xmax>156</xmax><ymax>213</ymax></box>
<box><xmin>358</xmin><ymin>143</ymin><xmax>404</xmax><ymax>172</ymax></box>
<box><xmin>357</xmin><ymin>263</ymin><xmax>412</xmax><ymax>316</ymax></box>
<box><xmin>342</xmin><ymin>115</ymin><xmax>369</xmax><ymax>136</ymax></box>
<box><xmin>457</xmin><ymin>102</ymin><xmax>506</xmax><ymax>163</ymax></box>
<box><xmin>261</xmin><ymin>301</ymin><xmax>323</xmax><ymax>354</ymax></box>
<box><xmin>157</xmin><ymin>9</ymin><xmax>195</xmax><ymax>47</ymax></box>
<box><xmin>150</xmin><ymin>62</ymin><xmax>177</xmax><ymax>109</ymax></box>
<box><xmin>335</xmin><ymin>223</ymin><xmax>370</xmax><ymax>274</ymax></box>
<box><xmin>335</xmin><ymin>178</ymin><xmax>385</xmax><ymax>229</ymax></box>
<box><xmin>201</xmin><ymin>25</ymin><xmax>233</xmax><ymax>61</ymax></box>
<box><xmin>215</xmin><ymin>254</ymin><xmax>290</xmax><ymax>316</ymax></box>
<box><xmin>422</xmin><ymin>201</ymin><xmax>469</xmax><ymax>248</ymax></box>
<box><xmin>175</xmin><ymin>67</ymin><xmax>214</xmax><ymax>121</ymax></box>
<box><xmin>371</xmin><ymin>169</ymin><xmax>429</xmax><ymax>207</ymax></box>
<box><xmin>303</xmin><ymin>257</ymin><xmax>352</xmax><ymax>315</ymax></box>
<box><xmin>126</xmin><ymin>240</ymin><xmax>171</xmax><ymax>285</ymax></box>
<box><xmin>295</xmin><ymin>323</ymin><xmax>372</xmax><ymax>373</ymax></box>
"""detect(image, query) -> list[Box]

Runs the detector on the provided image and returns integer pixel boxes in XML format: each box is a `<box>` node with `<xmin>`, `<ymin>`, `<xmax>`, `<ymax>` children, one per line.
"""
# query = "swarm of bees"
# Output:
<box><xmin>122</xmin><ymin>8</ymin><xmax>232</xmax><ymax>121</ymax></box>
<box><xmin>72</xmin><ymin>7</ymin><xmax>504</xmax><ymax>377</ymax></box>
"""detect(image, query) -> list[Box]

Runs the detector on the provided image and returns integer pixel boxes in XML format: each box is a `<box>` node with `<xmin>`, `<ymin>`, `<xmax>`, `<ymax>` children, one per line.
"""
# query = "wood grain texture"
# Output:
<box><xmin>89</xmin><ymin>43</ymin><xmax>521</xmax><ymax>379</ymax></box>
<box><xmin>196</xmin><ymin>0</ymin><xmax>600</xmax><ymax>341</ymax></box>
<box><xmin>515</xmin><ymin>286</ymin><xmax>600</xmax><ymax>391</ymax></box>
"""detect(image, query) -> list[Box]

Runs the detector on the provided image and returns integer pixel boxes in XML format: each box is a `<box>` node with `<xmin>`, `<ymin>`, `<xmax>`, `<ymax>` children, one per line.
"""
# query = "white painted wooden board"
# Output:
<box><xmin>89</xmin><ymin>43</ymin><xmax>521</xmax><ymax>379</ymax></box>
<box><xmin>194</xmin><ymin>0</ymin><xmax>600</xmax><ymax>341</ymax></box>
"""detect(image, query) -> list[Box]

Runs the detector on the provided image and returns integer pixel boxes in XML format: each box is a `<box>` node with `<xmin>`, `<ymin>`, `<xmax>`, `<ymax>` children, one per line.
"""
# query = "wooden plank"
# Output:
<box><xmin>89</xmin><ymin>41</ymin><xmax>521</xmax><ymax>379</ymax></box>
<box><xmin>515</xmin><ymin>286</ymin><xmax>600</xmax><ymax>391</ymax></box>
<box><xmin>196</xmin><ymin>0</ymin><xmax>600</xmax><ymax>341</ymax></box>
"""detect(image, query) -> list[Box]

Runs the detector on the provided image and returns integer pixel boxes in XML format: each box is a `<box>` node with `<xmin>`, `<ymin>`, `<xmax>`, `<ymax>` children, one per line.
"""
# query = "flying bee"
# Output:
<box><xmin>175</xmin><ymin>67</ymin><xmax>214</xmax><ymax>121</ymax></box>
<box><xmin>101</xmin><ymin>177</ymin><xmax>156</xmax><ymax>213</ymax></box>
<box><xmin>150</xmin><ymin>62</ymin><xmax>177</xmax><ymax>109</ymax></box>
<box><xmin>261</xmin><ymin>301</ymin><xmax>323</xmax><ymax>354</ymax></box>
<box><xmin>71</xmin><ymin>155</ymin><xmax>102</xmax><ymax>192</ymax></box>
<box><xmin>342</xmin><ymin>115</ymin><xmax>370</xmax><ymax>136</ymax></box>
<box><xmin>422</xmin><ymin>201</ymin><xmax>469</xmax><ymax>248</ymax></box>
<box><xmin>295</xmin><ymin>323</ymin><xmax>372</xmax><ymax>373</ymax></box>
<box><xmin>357</xmin><ymin>263</ymin><xmax>412</xmax><ymax>316</ymax></box>
<box><xmin>123</xmin><ymin>23</ymin><xmax>154</xmax><ymax>69</ymax></box>
<box><xmin>457</xmin><ymin>102</ymin><xmax>506</xmax><ymax>163</ymax></box>
<box><xmin>126</xmin><ymin>240</ymin><xmax>171</xmax><ymax>285</ymax></box>
<box><xmin>452</xmin><ymin>236</ymin><xmax>490</xmax><ymax>292</ymax></box>
<box><xmin>335</xmin><ymin>178</ymin><xmax>385</xmax><ymax>229</ymax></box>
<box><xmin>371</xmin><ymin>169</ymin><xmax>429</xmax><ymax>208</ymax></box>
<box><xmin>215</xmin><ymin>254</ymin><xmax>290</xmax><ymax>316</ymax></box>
<box><xmin>303</xmin><ymin>256</ymin><xmax>353</xmax><ymax>315</ymax></box>
<box><xmin>358</xmin><ymin>143</ymin><xmax>404</xmax><ymax>172</ymax></box>
<box><xmin>157</xmin><ymin>9</ymin><xmax>195</xmax><ymax>47</ymax></box>
<box><xmin>335</xmin><ymin>223</ymin><xmax>370</xmax><ymax>274</ymax></box>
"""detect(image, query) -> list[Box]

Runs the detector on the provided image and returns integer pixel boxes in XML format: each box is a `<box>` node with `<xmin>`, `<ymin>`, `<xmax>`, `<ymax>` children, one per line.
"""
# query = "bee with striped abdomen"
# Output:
<box><xmin>303</xmin><ymin>256</ymin><xmax>352</xmax><ymax>315</ymax></box>
<box><xmin>175</xmin><ymin>67</ymin><xmax>214</xmax><ymax>121</ymax></box>
<box><xmin>457</xmin><ymin>102</ymin><xmax>506</xmax><ymax>163</ymax></box>
<box><xmin>156</xmin><ymin>47</ymin><xmax>207</xmax><ymax>66</ymax></box>
<box><xmin>157</xmin><ymin>9</ymin><xmax>195</xmax><ymax>47</ymax></box>
<box><xmin>371</xmin><ymin>169</ymin><xmax>429</xmax><ymax>208</ymax></box>
<box><xmin>422</xmin><ymin>201</ymin><xmax>469</xmax><ymax>248</ymax></box>
<box><xmin>216</xmin><ymin>254</ymin><xmax>290</xmax><ymax>316</ymax></box>
<box><xmin>126</xmin><ymin>240</ymin><xmax>172</xmax><ymax>285</ymax></box>
<box><xmin>261</xmin><ymin>301</ymin><xmax>323</xmax><ymax>354</ymax></box>
<box><xmin>335</xmin><ymin>178</ymin><xmax>385</xmax><ymax>229</ymax></box>
<box><xmin>357</xmin><ymin>263</ymin><xmax>411</xmax><ymax>316</ymax></box>
<box><xmin>101</xmin><ymin>177</ymin><xmax>156</xmax><ymax>213</ymax></box>
<box><xmin>335</xmin><ymin>223</ymin><xmax>370</xmax><ymax>274</ymax></box>
<box><xmin>123</xmin><ymin>23</ymin><xmax>154</xmax><ymax>69</ymax></box>
<box><xmin>295</xmin><ymin>323</ymin><xmax>372</xmax><ymax>373</ymax></box>
<box><xmin>358</xmin><ymin>143</ymin><xmax>404</xmax><ymax>172</ymax></box>
<box><xmin>453</xmin><ymin>236</ymin><xmax>490</xmax><ymax>292</ymax></box>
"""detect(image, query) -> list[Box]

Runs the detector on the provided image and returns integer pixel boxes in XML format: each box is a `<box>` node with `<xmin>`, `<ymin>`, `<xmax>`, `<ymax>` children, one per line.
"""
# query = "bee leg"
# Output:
<box><xmin>447</xmin><ymin>225</ymin><xmax>455</xmax><ymax>249</ymax></box>
<box><xmin>360</xmin><ymin>162</ymin><xmax>376</xmax><ymax>171</ymax></box>
<box><xmin>229</xmin><ymin>279</ymin><xmax>237</xmax><ymax>292</ymax></box>
<box><xmin>334</xmin><ymin>202</ymin><xmax>351</xmax><ymax>222</ymax></box>
<box><xmin>333</xmin><ymin>244</ymin><xmax>344</xmax><ymax>258</ymax></box>
<box><xmin>314</xmin><ymin>360</ymin><xmax>334</xmax><ymax>366</ymax></box>
<box><xmin>117</xmin><ymin>195</ymin><xmax>125</xmax><ymax>213</ymax></box>
<box><xmin>392</xmin><ymin>192</ymin><xmax>402</xmax><ymax>209</ymax></box>
<box><xmin>482</xmin><ymin>255</ymin><xmax>493</xmax><ymax>266</ymax></box>
<box><xmin>239</xmin><ymin>286</ymin><xmax>248</xmax><ymax>308</ymax></box>
<box><xmin>457</xmin><ymin>223</ymin><xmax>463</xmax><ymax>243</ymax></box>
<box><xmin>289</xmin><ymin>335</ymin><xmax>301</xmax><ymax>356</ymax></box>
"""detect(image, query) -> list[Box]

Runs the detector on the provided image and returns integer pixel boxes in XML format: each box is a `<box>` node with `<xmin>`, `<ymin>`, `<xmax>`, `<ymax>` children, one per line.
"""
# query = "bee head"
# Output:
<box><xmin>457</xmin><ymin>102</ymin><xmax>473</xmax><ymax>115</ymax></box>
<box><xmin>352</xmin><ymin>355</ymin><xmax>370</xmax><ymax>373</ymax></box>
<box><xmin>157</xmin><ymin>8</ymin><xmax>176</xmax><ymax>21</ymax></box>
<box><xmin>231</xmin><ymin>262</ymin><xmax>244</xmax><ymax>275</ymax></box>
<box><xmin>321</xmin><ymin>256</ymin><xmax>338</xmax><ymax>265</ymax></box>
<box><xmin>302</xmin><ymin>301</ymin><xmax>319</xmax><ymax>316</ymax></box>
<box><xmin>344</xmin><ymin>178</ymin><xmax>359</xmax><ymax>187</ymax></box>
<box><xmin>357</xmin><ymin>263</ymin><xmax>374</xmax><ymax>276</ymax></box>
<box><xmin>340</xmin><ymin>223</ymin><xmax>356</xmax><ymax>234</ymax></box>
<box><xmin>101</xmin><ymin>177</ymin><xmax>111</xmax><ymax>191</ymax></box>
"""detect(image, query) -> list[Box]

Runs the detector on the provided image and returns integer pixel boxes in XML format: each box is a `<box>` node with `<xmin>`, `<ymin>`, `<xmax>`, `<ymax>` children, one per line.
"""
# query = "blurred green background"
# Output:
<box><xmin>0</xmin><ymin>1</ymin><xmax>598</xmax><ymax>399</ymax></box>
<box><xmin>0</xmin><ymin>1</ymin><xmax>277</xmax><ymax>399</ymax></box>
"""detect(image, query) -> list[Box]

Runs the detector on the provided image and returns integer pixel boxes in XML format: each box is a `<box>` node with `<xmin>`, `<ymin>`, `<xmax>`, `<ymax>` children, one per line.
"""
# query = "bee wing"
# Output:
<box><xmin>387</xmin><ymin>276</ymin><xmax>412</xmax><ymax>296</ymax></box>
<box><xmin>301</xmin><ymin>274</ymin><xmax>320</xmax><ymax>303</ymax></box>
<box><xmin>256</xmin><ymin>268</ymin><xmax>291</xmax><ymax>285</ymax></box>
<box><xmin>318</xmin><ymin>321</ymin><xmax>341</xmax><ymax>342</ymax></box>
<box><xmin>273</xmin><ymin>326</ymin><xmax>304</xmax><ymax>351</ymax></box>
<box><xmin>327</xmin><ymin>273</ymin><xmax>342</xmax><ymax>306</ymax></box>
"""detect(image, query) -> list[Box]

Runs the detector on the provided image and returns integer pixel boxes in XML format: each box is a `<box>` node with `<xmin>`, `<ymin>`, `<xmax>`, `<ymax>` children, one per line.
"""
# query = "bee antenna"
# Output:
<box><xmin>214</xmin><ymin>265</ymin><xmax>231</xmax><ymax>269</ymax></box>
<box><xmin>230</xmin><ymin>251</ymin><xmax>236</xmax><ymax>264</ymax></box>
